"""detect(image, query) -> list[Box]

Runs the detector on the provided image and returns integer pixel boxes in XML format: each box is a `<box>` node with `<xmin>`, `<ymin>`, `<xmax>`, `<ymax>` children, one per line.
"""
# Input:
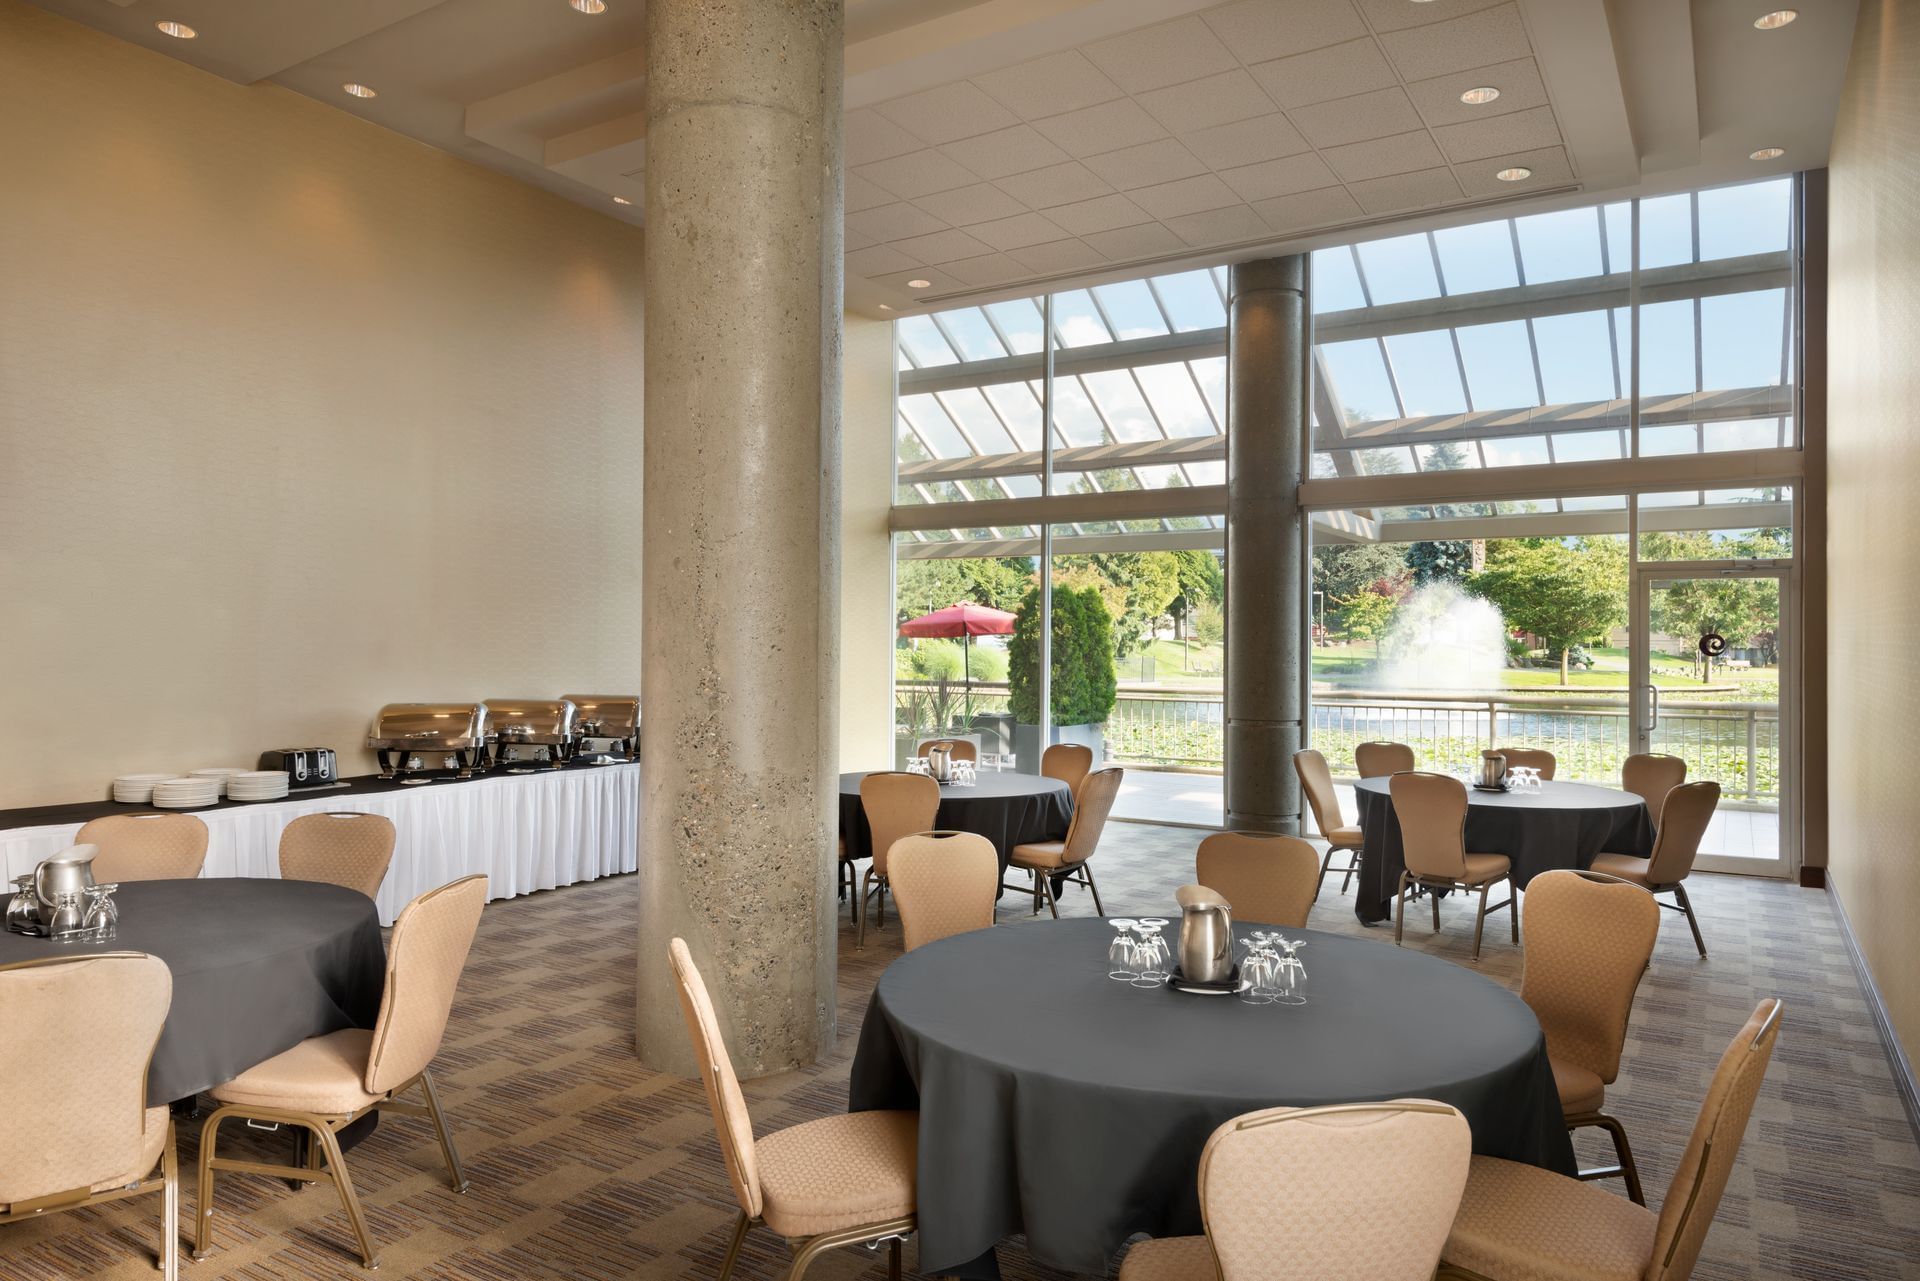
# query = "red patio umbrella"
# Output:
<box><xmin>898</xmin><ymin>601</ymin><xmax>1017</xmax><ymax>695</ymax></box>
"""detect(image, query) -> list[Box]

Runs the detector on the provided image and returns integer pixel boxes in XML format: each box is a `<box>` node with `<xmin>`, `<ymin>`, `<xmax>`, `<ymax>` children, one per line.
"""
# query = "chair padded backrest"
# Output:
<box><xmin>1199</xmin><ymin>1100</ymin><xmax>1471</xmax><ymax>1281</ymax></box>
<box><xmin>1496</xmin><ymin>747</ymin><xmax>1557</xmax><ymax>780</ymax></box>
<box><xmin>1389</xmin><ymin>772</ymin><xmax>1468</xmax><ymax>880</ymax></box>
<box><xmin>366</xmin><ymin>875</ymin><xmax>487</xmax><ymax>1094</ymax></box>
<box><xmin>889</xmin><ymin>831</ymin><xmax>997</xmax><ymax>951</ymax></box>
<box><xmin>862</xmin><ymin>771</ymin><xmax>941</xmax><ymax>876</ymax></box>
<box><xmin>916</xmin><ymin>738</ymin><xmax>977</xmax><ymax>763</ymax></box>
<box><xmin>0</xmin><ymin>953</ymin><xmax>171</xmax><ymax>1205</ymax></box>
<box><xmin>1650</xmin><ymin>1000</ymin><xmax>1783</xmax><ymax>1281</ymax></box>
<box><xmin>1519</xmin><ymin>870</ymin><xmax>1660</xmax><ymax>1085</ymax></box>
<box><xmin>1063</xmin><ymin>767</ymin><xmax>1124</xmax><ymax>864</ymax></box>
<box><xmin>1196</xmin><ymin>832</ymin><xmax>1320</xmax><ymax>929</ymax></box>
<box><xmin>279</xmin><ymin>812</ymin><xmax>396</xmax><ymax>900</ymax></box>
<box><xmin>1041</xmin><ymin>742</ymin><xmax>1094</xmax><ymax>797</ymax></box>
<box><xmin>1354</xmin><ymin>741</ymin><xmax>1416</xmax><ymax>779</ymax></box>
<box><xmin>669</xmin><ymin>938</ymin><xmax>762</xmax><ymax>1220</ymax></box>
<box><xmin>1647</xmin><ymin>781</ymin><xmax>1720</xmax><ymax>885</ymax></box>
<box><xmin>1622</xmin><ymin>753</ymin><xmax>1687</xmax><ymax>824</ymax></box>
<box><xmin>1292</xmin><ymin>750</ymin><xmax>1345</xmax><ymax>837</ymax></box>
<box><xmin>76</xmin><ymin>813</ymin><xmax>208</xmax><ymax>882</ymax></box>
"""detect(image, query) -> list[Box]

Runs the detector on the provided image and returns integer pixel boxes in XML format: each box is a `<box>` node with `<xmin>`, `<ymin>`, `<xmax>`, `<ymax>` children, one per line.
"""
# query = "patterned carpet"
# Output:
<box><xmin>8</xmin><ymin>821</ymin><xmax>1919</xmax><ymax>1280</ymax></box>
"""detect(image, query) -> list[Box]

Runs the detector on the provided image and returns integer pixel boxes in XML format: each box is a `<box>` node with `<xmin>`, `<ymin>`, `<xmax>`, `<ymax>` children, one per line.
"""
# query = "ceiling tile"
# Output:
<box><xmin>847</xmin><ymin>244</ymin><xmax>921</xmax><ymax>276</ymax></box>
<box><xmin>1137</xmin><ymin>69</ymin><xmax>1276</xmax><ymax>135</ymax></box>
<box><xmin>891</xmin><ymin>228</ymin><xmax>997</xmax><ymax>265</ymax></box>
<box><xmin>1434</xmin><ymin>105</ymin><xmax>1562</xmax><ymax>163</ymax></box>
<box><xmin>1404</xmin><ymin>58</ymin><xmax>1549</xmax><ymax>127</ymax></box>
<box><xmin>1378</xmin><ymin>4</ymin><xmax>1533</xmax><ymax>81</ymax></box>
<box><xmin>846</xmin><ymin>173</ymin><xmax>893</xmax><ymax>214</ymax></box>
<box><xmin>872</xmin><ymin>266</ymin><xmax>963</xmax><ymax>294</ymax></box>
<box><xmin>1081</xmin><ymin>139</ymin><xmax>1208</xmax><ymax>191</ymax></box>
<box><xmin>845</xmin><ymin>225</ymin><xmax>877</xmax><ymax>252</ymax></box>
<box><xmin>1034</xmin><ymin>98</ymin><xmax>1168</xmax><ymax>157</ymax></box>
<box><xmin>1452</xmin><ymin>145</ymin><xmax>1575</xmax><ymax>197</ymax></box>
<box><xmin>1321</xmin><ymin>129</ymin><xmax>1448</xmax><ymax>182</ymax></box>
<box><xmin>994</xmin><ymin>161</ymin><xmax>1114</xmax><ymax>209</ymax></box>
<box><xmin>876</xmin><ymin>81</ymin><xmax>1021</xmax><ymax>146</ymax></box>
<box><xmin>1008</xmin><ymin>238</ymin><xmax>1108</xmax><ymax>275</ymax></box>
<box><xmin>1253</xmin><ymin>185</ymin><xmax>1365</xmax><ymax>231</ymax></box>
<box><xmin>1130</xmin><ymin>173</ymin><xmax>1242</xmax><ymax>220</ymax></box>
<box><xmin>969</xmin><ymin>211</ymin><xmax>1070</xmax><ymax>251</ymax></box>
<box><xmin>1046</xmin><ymin>192</ymin><xmax>1154</xmax><ymax>236</ymax></box>
<box><xmin>1200</xmin><ymin>0</ymin><xmax>1368</xmax><ymax>62</ymax></box>
<box><xmin>1288</xmin><ymin>86</ymin><xmax>1424</xmax><ymax>148</ymax></box>
<box><xmin>1346</xmin><ymin>166</ymin><xmax>1465</xmax><ymax>215</ymax></box>
<box><xmin>911</xmin><ymin>182</ymin><xmax>1030</xmax><ymax>226</ymax></box>
<box><xmin>846</xmin><ymin>202</ymin><xmax>949</xmax><ymax>242</ymax></box>
<box><xmin>1084</xmin><ymin>15</ymin><xmax>1237</xmax><ymax>94</ymax></box>
<box><xmin>846</xmin><ymin>108</ymin><xmax>925</xmax><ymax>166</ymax></box>
<box><xmin>1218</xmin><ymin>152</ymin><xmax>1339</xmax><ymax>201</ymax></box>
<box><xmin>1249</xmin><ymin>38</ymin><xmax>1397</xmax><ymax>110</ymax></box>
<box><xmin>943</xmin><ymin>253</ymin><xmax>1033</xmax><ymax>288</ymax></box>
<box><xmin>971</xmin><ymin>50</ymin><xmax>1125</xmax><ymax>121</ymax></box>
<box><xmin>938</xmin><ymin>125</ymin><xmax>1071</xmax><ymax>181</ymax></box>
<box><xmin>1181</xmin><ymin>113</ymin><xmax>1312</xmax><ymax>169</ymax></box>
<box><xmin>1165</xmin><ymin>203</ymin><xmax>1269</xmax><ymax>248</ymax></box>
<box><xmin>1354</xmin><ymin>0</ymin><xmax>1510</xmax><ymax>34</ymax></box>
<box><xmin>855</xmin><ymin>149</ymin><xmax>981</xmax><ymax>199</ymax></box>
<box><xmin>1083</xmin><ymin>222</ymin><xmax>1186</xmax><ymax>260</ymax></box>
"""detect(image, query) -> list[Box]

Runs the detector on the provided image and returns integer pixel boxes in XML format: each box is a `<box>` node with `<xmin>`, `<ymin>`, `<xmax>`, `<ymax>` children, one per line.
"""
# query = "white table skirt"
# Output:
<box><xmin>1</xmin><ymin>763</ymin><xmax>640</xmax><ymax>925</ymax></box>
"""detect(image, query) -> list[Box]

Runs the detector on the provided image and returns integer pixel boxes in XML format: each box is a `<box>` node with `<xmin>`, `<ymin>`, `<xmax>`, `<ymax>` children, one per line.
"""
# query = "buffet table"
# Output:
<box><xmin>0</xmin><ymin>763</ymin><xmax>640</xmax><ymax>924</ymax></box>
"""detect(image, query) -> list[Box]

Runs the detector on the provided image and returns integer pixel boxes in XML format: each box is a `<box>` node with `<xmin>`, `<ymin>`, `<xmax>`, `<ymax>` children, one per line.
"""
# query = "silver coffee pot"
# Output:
<box><xmin>35</xmin><ymin>843</ymin><xmax>99</xmax><ymax>914</ymax></box>
<box><xmin>1479</xmin><ymin>751</ymin><xmax>1508</xmax><ymax>789</ymax></box>
<box><xmin>925</xmin><ymin>742</ymin><xmax>955</xmax><ymax>784</ymax></box>
<box><xmin>1175</xmin><ymin>884</ymin><xmax>1234</xmax><ymax>983</ymax></box>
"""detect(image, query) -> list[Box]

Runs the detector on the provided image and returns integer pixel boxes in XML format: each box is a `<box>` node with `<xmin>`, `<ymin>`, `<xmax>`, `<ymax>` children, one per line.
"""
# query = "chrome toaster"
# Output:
<box><xmin>563</xmin><ymin>694</ymin><xmax>639</xmax><ymax>762</ymax></box>
<box><xmin>482</xmin><ymin>699</ymin><xmax>577</xmax><ymax>769</ymax></box>
<box><xmin>367</xmin><ymin>703</ymin><xmax>490</xmax><ymax>779</ymax></box>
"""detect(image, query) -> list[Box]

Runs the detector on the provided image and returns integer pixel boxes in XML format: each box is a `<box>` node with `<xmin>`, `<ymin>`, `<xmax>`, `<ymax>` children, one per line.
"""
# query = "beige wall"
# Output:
<box><xmin>838</xmin><ymin>314</ymin><xmax>897</xmax><ymax>771</ymax></box>
<box><xmin>1826</xmin><ymin>0</ymin><xmax>1920</xmax><ymax>1062</ymax></box>
<box><xmin>0</xmin><ymin>2</ymin><xmax>645</xmax><ymax>808</ymax></box>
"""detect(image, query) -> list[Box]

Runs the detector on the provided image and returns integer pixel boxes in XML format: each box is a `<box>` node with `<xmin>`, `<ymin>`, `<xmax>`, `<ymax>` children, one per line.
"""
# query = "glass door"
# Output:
<box><xmin>1630</xmin><ymin>566</ymin><xmax>1792</xmax><ymax>876</ymax></box>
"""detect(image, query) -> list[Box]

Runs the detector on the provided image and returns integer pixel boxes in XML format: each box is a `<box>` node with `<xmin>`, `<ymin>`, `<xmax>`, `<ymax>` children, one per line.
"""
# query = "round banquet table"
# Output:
<box><xmin>848</xmin><ymin>918</ymin><xmax>1573</xmax><ymax>1278</ymax></box>
<box><xmin>837</xmin><ymin>770</ymin><xmax>1073</xmax><ymax>879</ymax></box>
<box><xmin>1349</xmin><ymin>776</ymin><xmax>1656</xmax><ymax>926</ymax></box>
<box><xmin>0</xmin><ymin>879</ymin><xmax>386</xmax><ymax>1105</ymax></box>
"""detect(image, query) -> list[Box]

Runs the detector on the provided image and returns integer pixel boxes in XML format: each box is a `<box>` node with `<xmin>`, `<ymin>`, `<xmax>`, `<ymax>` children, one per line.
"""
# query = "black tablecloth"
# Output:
<box><xmin>1350</xmin><ymin>777</ymin><xmax>1655</xmax><ymax>925</ymax></box>
<box><xmin>836</xmin><ymin>771</ymin><xmax>1073</xmax><ymax>871</ymax></box>
<box><xmin>849</xmin><ymin>918</ymin><xmax>1573</xmax><ymax>1277</ymax></box>
<box><xmin>0</xmin><ymin>879</ymin><xmax>386</xmax><ymax>1104</ymax></box>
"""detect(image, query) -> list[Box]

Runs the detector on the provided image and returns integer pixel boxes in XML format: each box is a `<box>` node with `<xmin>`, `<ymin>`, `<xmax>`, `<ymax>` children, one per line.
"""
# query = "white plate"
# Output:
<box><xmin>191</xmin><ymin>768</ymin><xmax>248</xmax><ymax>777</ymax></box>
<box><xmin>115</xmin><ymin>773</ymin><xmax>177</xmax><ymax>783</ymax></box>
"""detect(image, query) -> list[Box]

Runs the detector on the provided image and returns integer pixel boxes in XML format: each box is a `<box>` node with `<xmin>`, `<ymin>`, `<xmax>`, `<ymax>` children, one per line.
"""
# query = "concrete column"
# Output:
<box><xmin>637</xmin><ymin>0</ymin><xmax>844</xmax><ymax>1077</ymax></box>
<box><xmin>1225</xmin><ymin>256</ymin><xmax>1307</xmax><ymax>834</ymax></box>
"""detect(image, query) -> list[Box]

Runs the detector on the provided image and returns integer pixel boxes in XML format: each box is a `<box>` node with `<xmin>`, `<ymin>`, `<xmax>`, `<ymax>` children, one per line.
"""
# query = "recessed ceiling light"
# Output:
<box><xmin>613</xmin><ymin>196</ymin><xmax>632</xmax><ymax>205</ymax></box>
<box><xmin>1753</xmin><ymin>9</ymin><xmax>1797</xmax><ymax>29</ymax></box>
<box><xmin>570</xmin><ymin>0</ymin><xmax>608</xmax><ymax>12</ymax></box>
<box><xmin>1750</xmin><ymin>146</ymin><xmax>1787</xmax><ymax>160</ymax></box>
<box><xmin>906</xmin><ymin>278</ymin><xmax>932</xmax><ymax>289</ymax></box>
<box><xmin>1460</xmin><ymin>86</ymin><xmax>1500</xmax><ymax>106</ymax></box>
<box><xmin>1494</xmin><ymin>166</ymin><xmax>1532</xmax><ymax>182</ymax></box>
<box><xmin>155</xmin><ymin>21</ymin><xmax>195</xmax><ymax>38</ymax></box>
<box><xmin>878</xmin><ymin>304</ymin><xmax>894</xmax><ymax>312</ymax></box>
<box><xmin>342</xmin><ymin>83</ymin><xmax>377</xmax><ymax>99</ymax></box>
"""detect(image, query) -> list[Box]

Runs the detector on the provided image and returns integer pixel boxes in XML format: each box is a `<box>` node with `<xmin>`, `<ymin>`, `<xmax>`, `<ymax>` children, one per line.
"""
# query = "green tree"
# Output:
<box><xmin>1054</xmin><ymin>551</ymin><xmax>1182</xmax><ymax>659</ymax></box>
<box><xmin>1167</xmin><ymin>550</ymin><xmax>1224</xmax><ymax>637</ymax></box>
<box><xmin>894</xmin><ymin>557</ymin><xmax>1031</xmax><ymax>622</ymax></box>
<box><xmin>1313</xmin><ymin>542</ymin><xmax>1409</xmax><ymax>633</ymax></box>
<box><xmin>1338</xmin><ymin>588</ymin><xmax>1399</xmax><ymax>642</ymax></box>
<box><xmin>1640</xmin><ymin>530</ymin><xmax>1784</xmax><ymax>679</ymax></box>
<box><xmin>1406</xmin><ymin>540</ymin><xmax>1474</xmax><ymax>585</ymax></box>
<box><xmin>1007</xmin><ymin>583</ymin><xmax>1118</xmax><ymax>727</ymax></box>
<box><xmin>1469</xmin><ymin>537</ymin><xmax>1627</xmax><ymax>681</ymax></box>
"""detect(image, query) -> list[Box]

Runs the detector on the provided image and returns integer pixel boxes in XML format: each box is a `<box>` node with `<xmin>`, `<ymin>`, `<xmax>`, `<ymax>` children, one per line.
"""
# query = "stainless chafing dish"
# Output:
<box><xmin>563</xmin><ymin>694</ymin><xmax>639</xmax><ymax>762</ymax></box>
<box><xmin>368</xmin><ymin>702</ymin><xmax>490</xmax><ymax>779</ymax></box>
<box><xmin>483</xmin><ymin>699</ymin><xmax>577</xmax><ymax>769</ymax></box>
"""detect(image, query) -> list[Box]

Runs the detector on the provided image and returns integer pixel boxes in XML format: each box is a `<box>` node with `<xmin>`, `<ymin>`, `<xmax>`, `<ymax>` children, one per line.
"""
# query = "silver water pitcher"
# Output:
<box><xmin>1478</xmin><ymin>751</ymin><xmax>1508</xmax><ymax>789</ymax></box>
<box><xmin>35</xmin><ymin>844</ymin><xmax>99</xmax><ymax>915</ymax></box>
<box><xmin>1175</xmin><ymin>884</ymin><xmax>1234</xmax><ymax>983</ymax></box>
<box><xmin>926</xmin><ymin>742</ymin><xmax>955</xmax><ymax>784</ymax></box>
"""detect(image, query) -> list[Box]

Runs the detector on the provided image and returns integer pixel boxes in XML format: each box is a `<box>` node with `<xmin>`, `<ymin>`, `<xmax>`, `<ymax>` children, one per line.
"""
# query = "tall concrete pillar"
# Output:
<box><xmin>1225</xmin><ymin>256</ymin><xmax>1307</xmax><ymax>834</ymax></box>
<box><xmin>637</xmin><ymin>0</ymin><xmax>844</xmax><ymax>1077</ymax></box>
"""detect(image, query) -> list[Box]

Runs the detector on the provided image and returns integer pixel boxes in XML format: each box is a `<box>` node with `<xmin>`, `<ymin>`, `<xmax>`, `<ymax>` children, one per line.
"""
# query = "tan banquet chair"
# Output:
<box><xmin>1120</xmin><ymin>1100</ymin><xmax>1472</xmax><ymax>1281</ymax></box>
<box><xmin>1591</xmin><ymin>780</ymin><xmax>1720</xmax><ymax>957</ymax></box>
<box><xmin>1388</xmin><ymin>772</ymin><xmax>1515</xmax><ymax>961</ymax></box>
<box><xmin>1439</xmin><ymin>1000</ymin><xmax>1783</xmax><ymax>1281</ymax></box>
<box><xmin>76</xmin><ymin>813</ymin><xmax>208</xmax><ymax>882</ymax></box>
<box><xmin>1006</xmin><ymin>766</ymin><xmax>1122</xmax><ymax>917</ymax></box>
<box><xmin>1354</xmin><ymin>740</ymin><xmax>1416</xmax><ymax>778</ymax></box>
<box><xmin>1</xmin><ymin>954</ymin><xmax>178</xmax><ymax>1280</ymax></box>
<box><xmin>670</xmin><ymin>939</ymin><xmax>918</xmax><ymax>1280</ymax></box>
<box><xmin>1041</xmin><ymin>742</ymin><xmax>1094</xmax><ymax>798</ymax></box>
<box><xmin>279</xmin><ymin>812</ymin><xmax>396</xmax><ymax>900</ymax></box>
<box><xmin>1520</xmin><ymin>870</ymin><xmax>1661</xmax><ymax>1204</ymax></box>
<box><xmin>889</xmin><ymin>830</ymin><xmax>997</xmax><ymax>951</ymax></box>
<box><xmin>914</xmin><ymin>738</ymin><xmax>976</xmax><ymax>763</ymax></box>
<box><xmin>1293</xmin><ymin>748</ymin><xmax>1363</xmax><ymax>896</ymax></box>
<box><xmin>1495</xmin><ymin>747</ymin><xmax>1556</xmax><ymax>780</ymax></box>
<box><xmin>1622</xmin><ymin>752</ymin><xmax>1688</xmax><ymax>825</ymax></box>
<box><xmin>1195</xmin><ymin>831</ymin><xmax>1320</xmax><ymax>929</ymax></box>
<box><xmin>857</xmin><ymin>771</ymin><xmax>941</xmax><ymax>949</ymax></box>
<box><xmin>194</xmin><ymin>875</ymin><xmax>487</xmax><ymax>1270</ymax></box>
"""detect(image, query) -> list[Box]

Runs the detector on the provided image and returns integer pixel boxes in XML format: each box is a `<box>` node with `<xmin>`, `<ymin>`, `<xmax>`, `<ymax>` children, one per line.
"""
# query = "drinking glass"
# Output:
<box><xmin>1107</xmin><ymin>919</ymin><xmax>1139</xmax><ymax>981</ymax></box>
<box><xmin>1238</xmin><ymin>940</ymin><xmax>1276</xmax><ymax>1004</ymax></box>
<box><xmin>1135</xmin><ymin>923</ymin><xmax>1170</xmax><ymax>984</ymax></box>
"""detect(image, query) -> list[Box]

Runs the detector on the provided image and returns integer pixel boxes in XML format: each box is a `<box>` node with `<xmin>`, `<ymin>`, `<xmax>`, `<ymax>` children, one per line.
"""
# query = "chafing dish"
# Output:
<box><xmin>483</xmin><ymin>699</ymin><xmax>577</xmax><ymax>769</ymax></box>
<box><xmin>367</xmin><ymin>702</ymin><xmax>490</xmax><ymax>778</ymax></box>
<box><xmin>563</xmin><ymin>694</ymin><xmax>639</xmax><ymax>762</ymax></box>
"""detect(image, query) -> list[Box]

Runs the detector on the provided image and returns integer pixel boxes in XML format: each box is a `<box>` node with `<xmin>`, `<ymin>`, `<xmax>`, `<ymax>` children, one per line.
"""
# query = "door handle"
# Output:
<box><xmin>1647</xmin><ymin>682</ymin><xmax>1660</xmax><ymax>733</ymax></box>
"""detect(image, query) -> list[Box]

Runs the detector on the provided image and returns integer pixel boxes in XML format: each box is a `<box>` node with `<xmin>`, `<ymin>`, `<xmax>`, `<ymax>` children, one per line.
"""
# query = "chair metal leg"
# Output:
<box><xmin>1394</xmin><ymin>872</ymin><xmax>1409</xmax><ymax>945</ymax></box>
<box><xmin>1471</xmin><ymin>881</ymin><xmax>1490</xmax><ymax>961</ymax></box>
<box><xmin>192</xmin><ymin>1111</ymin><xmax>229</xmax><ymax>1260</ymax></box>
<box><xmin>1674</xmin><ymin>882</ymin><xmax>1707</xmax><ymax>957</ymax></box>
<box><xmin>888</xmin><ymin>1237</ymin><xmax>903</xmax><ymax>1281</ymax></box>
<box><xmin>313</xmin><ymin>1122</ymin><xmax>379</xmax><ymax>1270</ymax></box>
<box><xmin>1081</xmin><ymin>863</ymin><xmax>1105</xmax><ymax>915</ymax></box>
<box><xmin>417</xmin><ymin>1070</ymin><xmax>468</xmax><ymax>1193</ymax></box>
<box><xmin>1431</xmin><ymin>881</ymin><xmax>1442</xmax><ymax>933</ymax></box>
<box><xmin>160</xmin><ymin>1121</ymin><xmax>179</xmax><ymax>1281</ymax></box>
<box><xmin>1570</xmin><ymin>1112</ymin><xmax>1646</xmax><ymax>1206</ymax></box>
<box><xmin>1339</xmin><ymin>847</ymin><xmax>1359</xmax><ymax>894</ymax></box>
<box><xmin>1040</xmin><ymin>870</ymin><xmax>1059</xmax><ymax>919</ymax></box>
<box><xmin>875</xmin><ymin>874</ymin><xmax>887</xmax><ymax>928</ymax></box>
<box><xmin>716</xmin><ymin>1211</ymin><xmax>752</xmax><ymax>1281</ymax></box>
<box><xmin>1508</xmin><ymin>878</ymin><xmax>1520</xmax><ymax>944</ymax></box>
<box><xmin>857</xmin><ymin>867</ymin><xmax>871</xmax><ymax>949</ymax></box>
<box><xmin>1029</xmin><ymin>868</ymin><xmax>1043</xmax><ymax>916</ymax></box>
<box><xmin>1314</xmin><ymin>848</ymin><xmax>1335</xmax><ymax>899</ymax></box>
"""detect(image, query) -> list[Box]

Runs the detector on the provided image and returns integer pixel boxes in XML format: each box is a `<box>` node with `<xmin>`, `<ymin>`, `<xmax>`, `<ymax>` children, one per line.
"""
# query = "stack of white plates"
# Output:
<box><xmin>112</xmin><ymin>773</ymin><xmax>177</xmax><ymax>804</ymax></box>
<box><xmin>189</xmin><ymin>767</ymin><xmax>250</xmax><ymax>798</ymax></box>
<box><xmin>151</xmin><ymin>776</ymin><xmax>221</xmax><ymax>809</ymax></box>
<box><xmin>226</xmin><ymin>770</ymin><xmax>290</xmax><ymax>802</ymax></box>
